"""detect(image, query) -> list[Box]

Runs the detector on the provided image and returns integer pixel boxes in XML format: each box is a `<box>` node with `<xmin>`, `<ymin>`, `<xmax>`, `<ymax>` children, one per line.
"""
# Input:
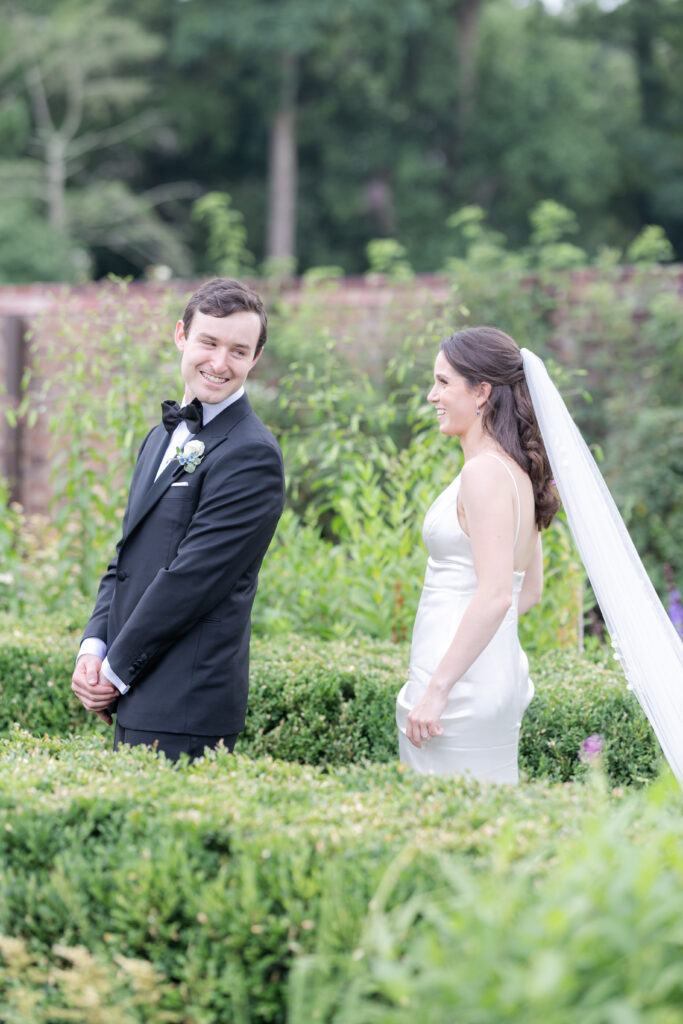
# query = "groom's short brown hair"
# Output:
<box><xmin>183</xmin><ymin>278</ymin><xmax>268</xmax><ymax>355</ymax></box>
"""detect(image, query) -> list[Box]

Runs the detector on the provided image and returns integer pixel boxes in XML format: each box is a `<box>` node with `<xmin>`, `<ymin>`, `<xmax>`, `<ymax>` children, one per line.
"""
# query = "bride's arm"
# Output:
<box><xmin>518</xmin><ymin>535</ymin><xmax>543</xmax><ymax>616</ymax></box>
<box><xmin>405</xmin><ymin>458</ymin><xmax>517</xmax><ymax>747</ymax></box>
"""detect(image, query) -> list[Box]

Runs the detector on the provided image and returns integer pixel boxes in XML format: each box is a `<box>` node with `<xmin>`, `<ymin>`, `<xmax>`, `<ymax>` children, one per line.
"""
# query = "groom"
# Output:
<box><xmin>71</xmin><ymin>277</ymin><xmax>285</xmax><ymax>761</ymax></box>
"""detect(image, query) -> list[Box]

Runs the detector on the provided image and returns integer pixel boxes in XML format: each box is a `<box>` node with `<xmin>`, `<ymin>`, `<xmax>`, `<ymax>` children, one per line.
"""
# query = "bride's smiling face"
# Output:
<box><xmin>428</xmin><ymin>351</ymin><xmax>479</xmax><ymax>436</ymax></box>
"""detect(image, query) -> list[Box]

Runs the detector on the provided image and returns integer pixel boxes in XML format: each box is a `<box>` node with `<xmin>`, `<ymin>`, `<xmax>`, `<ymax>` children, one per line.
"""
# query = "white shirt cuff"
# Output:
<box><xmin>77</xmin><ymin>637</ymin><xmax>108</xmax><ymax>663</ymax></box>
<box><xmin>102</xmin><ymin>657</ymin><xmax>130</xmax><ymax>695</ymax></box>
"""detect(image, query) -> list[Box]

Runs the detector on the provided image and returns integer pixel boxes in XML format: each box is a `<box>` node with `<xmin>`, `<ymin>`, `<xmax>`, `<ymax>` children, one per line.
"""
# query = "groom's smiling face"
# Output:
<box><xmin>175</xmin><ymin>310</ymin><xmax>262</xmax><ymax>405</ymax></box>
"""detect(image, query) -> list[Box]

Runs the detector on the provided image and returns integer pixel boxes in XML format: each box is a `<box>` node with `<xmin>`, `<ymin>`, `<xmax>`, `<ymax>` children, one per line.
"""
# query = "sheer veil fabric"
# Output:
<box><xmin>521</xmin><ymin>348</ymin><xmax>683</xmax><ymax>784</ymax></box>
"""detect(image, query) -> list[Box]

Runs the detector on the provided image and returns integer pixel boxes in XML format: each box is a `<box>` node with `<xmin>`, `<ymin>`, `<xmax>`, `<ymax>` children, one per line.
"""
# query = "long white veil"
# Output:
<box><xmin>521</xmin><ymin>348</ymin><xmax>683</xmax><ymax>784</ymax></box>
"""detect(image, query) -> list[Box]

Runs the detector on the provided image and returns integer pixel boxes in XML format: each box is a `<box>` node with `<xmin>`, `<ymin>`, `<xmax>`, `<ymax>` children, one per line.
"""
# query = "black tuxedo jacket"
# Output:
<box><xmin>83</xmin><ymin>394</ymin><xmax>285</xmax><ymax>735</ymax></box>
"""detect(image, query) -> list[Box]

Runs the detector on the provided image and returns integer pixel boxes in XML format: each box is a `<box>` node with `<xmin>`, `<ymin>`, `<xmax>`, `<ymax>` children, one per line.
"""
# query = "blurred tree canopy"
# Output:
<box><xmin>0</xmin><ymin>0</ymin><xmax>681</xmax><ymax>280</ymax></box>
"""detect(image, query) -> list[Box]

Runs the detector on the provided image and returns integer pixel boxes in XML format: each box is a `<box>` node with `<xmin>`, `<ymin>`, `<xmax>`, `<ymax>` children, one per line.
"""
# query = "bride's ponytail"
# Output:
<box><xmin>511</xmin><ymin>378</ymin><xmax>559</xmax><ymax>529</ymax></box>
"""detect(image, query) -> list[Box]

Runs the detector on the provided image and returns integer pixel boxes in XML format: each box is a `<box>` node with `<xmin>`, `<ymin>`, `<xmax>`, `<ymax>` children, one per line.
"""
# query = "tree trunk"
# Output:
<box><xmin>45</xmin><ymin>133</ymin><xmax>67</xmax><ymax>231</ymax></box>
<box><xmin>630</xmin><ymin>0</ymin><xmax>659</xmax><ymax>125</ymax></box>
<box><xmin>266</xmin><ymin>53</ymin><xmax>298</xmax><ymax>271</ymax></box>
<box><xmin>456</xmin><ymin>0</ymin><xmax>484</xmax><ymax>130</ymax></box>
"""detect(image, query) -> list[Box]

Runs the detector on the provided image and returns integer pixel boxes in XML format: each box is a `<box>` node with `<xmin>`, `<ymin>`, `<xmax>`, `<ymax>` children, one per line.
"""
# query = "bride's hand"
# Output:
<box><xmin>406</xmin><ymin>685</ymin><xmax>447</xmax><ymax>748</ymax></box>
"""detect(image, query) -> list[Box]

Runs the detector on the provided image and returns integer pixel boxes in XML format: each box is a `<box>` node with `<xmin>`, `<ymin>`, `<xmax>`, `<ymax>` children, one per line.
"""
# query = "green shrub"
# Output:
<box><xmin>288</xmin><ymin>771</ymin><xmax>683</xmax><ymax>1024</ymax></box>
<box><xmin>0</xmin><ymin>623</ymin><xmax>663</xmax><ymax>785</ymax></box>
<box><xmin>0</xmin><ymin>731</ymin><xmax>672</xmax><ymax>1023</ymax></box>
<box><xmin>0</xmin><ymin>621</ymin><xmax>85</xmax><ymax>737</ymax></box>
<box><xmin>4</xmin><ymin>228</ymin><xmax>682</xmax><ymax>624</ymax></box>
<box><xmin>519</xmin><ymin>648</ymin><xmax>664</xmax><ymax>786</ymax></box>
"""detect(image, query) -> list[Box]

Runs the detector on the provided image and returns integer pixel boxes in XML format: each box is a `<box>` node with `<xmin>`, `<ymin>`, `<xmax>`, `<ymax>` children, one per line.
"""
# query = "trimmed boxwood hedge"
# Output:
<box><xmin>288</xmin><ymin>771</ymin><xmax>683</xmax><ymax>1023</ymax></box>
<box><xmin>0</xmin><ymin>731</ymin><xmax>678</xmax><ymax>1023</ymax></box>
<box><xmin>0</xmin><ymin>620</ymin><xmax>663</xmax><ymax>784</ymax></box>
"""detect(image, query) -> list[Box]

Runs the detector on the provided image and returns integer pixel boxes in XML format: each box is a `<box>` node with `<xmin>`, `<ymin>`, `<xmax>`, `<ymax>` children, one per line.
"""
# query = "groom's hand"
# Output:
<box><xmin>72</xmin><ymin>654</ymin><xmax>118</xmax><ymax>726</ymax></box>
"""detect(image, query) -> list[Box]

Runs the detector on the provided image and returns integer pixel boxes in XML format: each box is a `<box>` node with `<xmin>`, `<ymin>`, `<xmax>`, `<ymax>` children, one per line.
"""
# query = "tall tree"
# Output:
<box><xmin>167</xmin><ymin>0</ymin><xmax>351</xmax><ymax>273</ymax></box>
<box><xmin>569</xmin><ymin>0</ymin><xmax>683</xmax><ymax>252</ymax></box>
<box><xmin>0</xmin><ymin>1</ymin><xmax>194</xmax><ymax>278</ymax></box>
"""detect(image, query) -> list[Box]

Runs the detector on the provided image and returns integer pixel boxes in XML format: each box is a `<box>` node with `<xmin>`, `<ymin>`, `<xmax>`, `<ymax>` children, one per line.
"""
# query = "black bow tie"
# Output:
<box><xmin>161</xmin><ymin>397</ymin><xmax>204</xmax><ymax>434</ymax></box>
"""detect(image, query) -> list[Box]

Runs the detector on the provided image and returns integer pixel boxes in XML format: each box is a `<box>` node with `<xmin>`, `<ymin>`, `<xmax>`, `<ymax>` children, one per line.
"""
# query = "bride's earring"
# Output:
<box><xmin>475</xmin><ymin>403</ymin><xmax>480</xmax><ymax>417</ymax></box>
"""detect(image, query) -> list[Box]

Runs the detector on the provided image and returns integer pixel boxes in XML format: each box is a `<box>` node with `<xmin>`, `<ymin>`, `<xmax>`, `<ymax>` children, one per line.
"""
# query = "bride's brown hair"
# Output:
<box><xmin>441</xmin><ymin>326</ymin><xmax>560</xmax><ymax>529</ymax></box>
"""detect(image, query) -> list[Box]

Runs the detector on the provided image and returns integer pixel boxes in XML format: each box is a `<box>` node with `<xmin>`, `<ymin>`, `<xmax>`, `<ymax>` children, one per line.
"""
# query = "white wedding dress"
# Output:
<box><xmin>396</xmin><ymin>456</ymin><xmax>534</xmax><ymax>784</ymax></box>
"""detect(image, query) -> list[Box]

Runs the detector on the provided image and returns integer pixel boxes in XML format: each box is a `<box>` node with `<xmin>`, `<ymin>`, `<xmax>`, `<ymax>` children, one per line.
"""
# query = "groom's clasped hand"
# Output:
<box><xmin>71</xmin><ymin>654</ymin><xmax>118</xmax><ymax>725</ymax></box>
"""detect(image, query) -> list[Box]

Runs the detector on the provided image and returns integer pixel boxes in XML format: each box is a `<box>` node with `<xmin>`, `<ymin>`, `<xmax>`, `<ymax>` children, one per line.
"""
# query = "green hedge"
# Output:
<box><xmin>0</xmin><ymin>731</ymin><xmax>678</xmax><ymax>1023</ymax></box>
<box><xmin>0</xmin><ymin>623</ymin><xmax>663</xmax><ymax>785</ymax></box>
<box><xmin>289</xmin><ymin>772</ymin><xmax>683</xmax><ymax>1023</ymax></box>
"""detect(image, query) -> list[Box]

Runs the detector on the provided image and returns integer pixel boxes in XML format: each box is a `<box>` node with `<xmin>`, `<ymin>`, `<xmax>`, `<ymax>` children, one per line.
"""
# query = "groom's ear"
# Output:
<box><xmin>174</xmin><ymin>319</ymin><xmax>186</xmax><ymax>353</ymax></box>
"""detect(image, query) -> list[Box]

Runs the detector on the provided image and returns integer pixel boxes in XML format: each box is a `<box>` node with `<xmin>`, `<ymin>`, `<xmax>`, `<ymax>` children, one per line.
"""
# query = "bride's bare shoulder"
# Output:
<box><xmin>460</xmin><ymin>453</ymin><xmax>525</xmax><ymax>498</ymax></box>
<box><xmin>461</xmin><ymin>454</ymin><xmax>503</xmax><ymax>492</ymax></box>
<box><xmin>461</xmin><ymin>453</ymin><xmax>508</xmax><ymax>480</ymax></box>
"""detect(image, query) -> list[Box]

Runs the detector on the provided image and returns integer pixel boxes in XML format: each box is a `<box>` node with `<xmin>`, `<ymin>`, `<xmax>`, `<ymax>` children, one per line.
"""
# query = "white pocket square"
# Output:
<box><xmin>171</xmin><ymin>481</ymin><xmax>189</xmax><ymax>487</ymax></box>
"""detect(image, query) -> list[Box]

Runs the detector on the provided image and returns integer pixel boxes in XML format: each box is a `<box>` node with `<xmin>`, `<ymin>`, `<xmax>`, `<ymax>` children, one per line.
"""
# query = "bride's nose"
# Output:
<box><xmin>427</xmin><ymin>384</ymin><xmax>437</xmax><ymax>402</ymax></box>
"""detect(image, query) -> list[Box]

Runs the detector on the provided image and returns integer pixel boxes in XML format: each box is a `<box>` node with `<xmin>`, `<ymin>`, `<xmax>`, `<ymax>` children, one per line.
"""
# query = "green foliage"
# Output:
<box><xmin>1</xmin><ymin>0</ymin><xmax>682</xmax><ymax>280</ymax></box>
<box><xmin>5</xmin><ymin>236</ymin><xmax>681</xmax><ymax>639</ymax></box>
<box><xmin>443</xmin><ymin>205</ymin><xmax>550</xmax><ymax>353</ymax></box>
<box><xmin>0</xmin><ymin>200</ymin><xmax>87</xmax><ymax>284</ymax></box>
<box><xmin>528</xmin><ymin>199</ymin><xmax>588</xmax><ymax>270</ymax></box>
<box><xmin>519</xmin><ymin>648</ymin><xmax>663</xmax><ymax>787</ymax></box>
<box><xmin>0</xmin><ymin>625</ymin><xmax>662</xmax><ymax>787</ymax></box>
<box><xmin>192</xmin><ymin>191</ymin><xmax>255</xmax><ymax>278</ymax></box>
<box><xmin>365</xmin><ymin>239</ymin><xmax>414</xmax><ymax>283</ymax></box>
<box><xmin>626</xmin><ymin>224</ymin><xmax>675</xmax><ymax>264</ymax></box>
<box><xmin>436</xmin><ymin>204</ymin><xmax>683</xmax><ymax>594</ymax></box>
<box><xmin>289</xmin><ymin>771</ymin><xmax>683</xmax><ymax>1023</ymax></box>
<box><xmin>28</xmin><ymin>280</ymin><xmax>179</xmax><ymax>607</ymax></box>
<box><xmin>0</xmin><ymin>478</ymin><xmax>21</xmax><ymax>608</ymax></box>
<box><xmin>255</xmin><ymin>460</ymin><xmax>584</xmax><ymax>653</ymax></box>
<box><xmin>0</xmin><ymin>729</ymin><xmax>676</xmax><ymax>1022</ymax></box>
<box><xmin>256</xmin><ymin>430</ymin><xmax>456</xmax><ymax>643</ymax></box>
<box><xmin>602</xmin><ymin>407</ymin><xmax>683</xmax><ymax>596</ymax></box>
<box><xmin>245</xmin><ymin>284</ymin><xmax>586</xmax><ymax>649</ymax></box>
<box><xmin>529</xmin><ymin>199</ymin><xmax>581</xmax><ymax>246</ymax></box>
<box><xmin>0</xmin><ymin>935</ymin><xmax>174</xmax><ymax>1024</ymax></box>
<box><xmin>0</xmin><ymin>2</ymin><xmax>190</xmax><ymax>278</ymax></box>
<box><xmin>241</xmin><ymin>637</ymin><xmax>403</xmax><ymax>765</ymax></box>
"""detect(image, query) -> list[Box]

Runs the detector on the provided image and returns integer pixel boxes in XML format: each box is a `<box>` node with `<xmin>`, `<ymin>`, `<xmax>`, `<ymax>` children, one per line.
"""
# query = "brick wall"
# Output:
<box><xmin>0</xmin><ymin>277</ymin><xmax>450</xmax><ymax>514</ymax></box>
<box><xmin>2</xmin><ymin>269</ymin><xmax>681</xmax><ymax>515</ymax></box>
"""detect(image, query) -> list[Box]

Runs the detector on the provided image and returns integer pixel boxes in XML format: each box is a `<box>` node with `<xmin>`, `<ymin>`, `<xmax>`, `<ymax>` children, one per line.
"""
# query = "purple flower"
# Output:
<box><xmin>580</xmin><ymin>733</ymin><xmax>604</xmax><ymax>763</ymax></box>
<box><xmin>668</xmin><ymin>588</ymin><xmax>683</xmax><ymax>639</ymax></box>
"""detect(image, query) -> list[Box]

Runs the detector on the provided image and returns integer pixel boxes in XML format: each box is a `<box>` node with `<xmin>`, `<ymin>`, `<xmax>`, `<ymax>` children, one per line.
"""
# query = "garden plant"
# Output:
<box><xmin>1</xmin><ymin>210</ymin><xmax>682</xmax><ymax>1021</ymax></box>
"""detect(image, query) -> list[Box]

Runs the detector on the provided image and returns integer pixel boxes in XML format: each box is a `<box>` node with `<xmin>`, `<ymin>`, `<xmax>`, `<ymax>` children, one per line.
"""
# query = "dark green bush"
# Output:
<box><xmin>0</xmin><ymin>731</ymin><xmax>674</xmax><ymax>1023</ymax></box>
<box><xmin>289</xmin><ymin>771</ymin><xmax>683</xmax><ymax>1024</ymax></box>
<box><xmin>0</xmin><ymin>623</ymin><xmax>663</xmax><ymax>785</ymax></box>
<box><xmin>0</xmin><ymin>623</ymin><xmax>82</xmax><ymax>736</ymax></box>
<box><xmin>519</xmin><ymin>648</ymin><xmax>664</xmax><ymax>786</ymax></box>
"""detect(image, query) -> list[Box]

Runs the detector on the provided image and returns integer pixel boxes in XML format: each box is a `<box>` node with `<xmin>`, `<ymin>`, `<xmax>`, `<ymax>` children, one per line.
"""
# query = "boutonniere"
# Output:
<box><xmin>172</xmin><ymin>439</ymin><xmax>205</xmax><ymax>473</ymax></box>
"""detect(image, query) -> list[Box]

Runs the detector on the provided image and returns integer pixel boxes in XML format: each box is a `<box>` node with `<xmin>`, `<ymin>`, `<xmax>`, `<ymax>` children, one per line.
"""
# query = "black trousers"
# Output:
<box><xmin>114</xmin><ymin>721</ymin><xmax>238</xmax><ymax>763</ymax></box>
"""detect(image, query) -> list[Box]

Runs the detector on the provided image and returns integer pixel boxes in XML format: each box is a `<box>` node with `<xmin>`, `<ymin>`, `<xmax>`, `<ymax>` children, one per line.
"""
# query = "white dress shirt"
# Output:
<box><xmin>76</xmin><ymin>388</ymin><xmax>245</xmax><ymax>695</ymax></box>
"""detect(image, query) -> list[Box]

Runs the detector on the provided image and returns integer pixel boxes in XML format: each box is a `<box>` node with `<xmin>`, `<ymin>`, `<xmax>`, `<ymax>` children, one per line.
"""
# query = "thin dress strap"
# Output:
<box><xmin>485</xmin><ymin>453</ymin><xmax>521</xmax><ymax>546</ymax></box>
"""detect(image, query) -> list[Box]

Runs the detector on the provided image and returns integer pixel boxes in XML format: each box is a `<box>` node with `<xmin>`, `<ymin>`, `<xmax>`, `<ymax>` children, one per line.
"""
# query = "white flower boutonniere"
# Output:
<box><xmin>173</xmin><ymin>439</ymin><xmax>205</xmax><ymax>473</ymax></box>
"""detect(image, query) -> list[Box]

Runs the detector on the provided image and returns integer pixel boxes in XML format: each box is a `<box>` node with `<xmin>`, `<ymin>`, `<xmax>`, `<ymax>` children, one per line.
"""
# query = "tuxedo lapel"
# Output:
<box><xmin>122</xmin><ymin>394</ymin><xmax>253</xmax><ymax>542</ymax></box>
<box><xmin>126</xmin><ymin>424</ymin><xmax>168</xmax><ymax>528</ymax></box>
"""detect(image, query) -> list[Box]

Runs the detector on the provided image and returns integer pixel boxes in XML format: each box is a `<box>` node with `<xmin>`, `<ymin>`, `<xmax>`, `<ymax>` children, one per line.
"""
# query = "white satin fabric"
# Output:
<box><xmin>396</xmin><ymin>471</ymin><xmax>533</xmax><ymax>784</ymax></box>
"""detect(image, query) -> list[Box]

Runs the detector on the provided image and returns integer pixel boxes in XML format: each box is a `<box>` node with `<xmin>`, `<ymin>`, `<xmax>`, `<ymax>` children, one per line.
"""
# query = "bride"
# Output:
<box><xmin>396</xmin><ymin>327</ymin><xmax>557</xmax><ymax>783</ymax></box>
<box><xmin>396</xmin><ymin>326</ymin><xmax>683</xmax><ymax>785</ymax></box>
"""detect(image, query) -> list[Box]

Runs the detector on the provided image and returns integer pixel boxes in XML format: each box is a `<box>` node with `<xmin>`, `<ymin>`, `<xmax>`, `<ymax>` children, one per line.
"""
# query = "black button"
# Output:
<box><xmin>116</xmin><ymin>570</ymin><xmax>127</xmax><ymax>581</ymax></box>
